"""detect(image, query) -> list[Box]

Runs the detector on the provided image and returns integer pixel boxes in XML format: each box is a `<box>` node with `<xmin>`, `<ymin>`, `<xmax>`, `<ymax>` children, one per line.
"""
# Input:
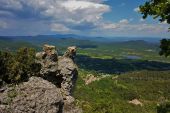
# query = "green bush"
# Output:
<box><xmin>0</xmin><ymin>47</ymin><xmax>41</xmax><ymax>86</ymax></box>
<box><xmin>157</xmin><ymin>101</ymin><xmax>170</xmax><ymax>113</ymax></box>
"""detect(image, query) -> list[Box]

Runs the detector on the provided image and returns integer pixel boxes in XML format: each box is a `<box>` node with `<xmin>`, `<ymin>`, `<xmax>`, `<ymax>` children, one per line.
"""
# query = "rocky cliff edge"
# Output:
<box><xmin>0</xmin><ymin>45</ymin><xmax>82</xmax><ymax>113</ymax></box>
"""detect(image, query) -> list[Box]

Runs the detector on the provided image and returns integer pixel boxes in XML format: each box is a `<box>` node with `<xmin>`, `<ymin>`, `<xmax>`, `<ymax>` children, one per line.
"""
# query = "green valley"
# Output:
<box><xmin>0</xmin><ymin>37</ymin><xmax>170</xmax><ymax>113</ymax></box>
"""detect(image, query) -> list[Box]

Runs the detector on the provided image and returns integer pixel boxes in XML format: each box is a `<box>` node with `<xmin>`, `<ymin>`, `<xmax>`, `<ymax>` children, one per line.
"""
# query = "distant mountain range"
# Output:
<box><xmin>0</xmin><ymin>34</ymin><xmax>160</xmax><ymax>55</ymax></box>
<box><xmin>0</xmin><ymin>34</ymin><xmax>166</xmax><ymax>43</ymax></box>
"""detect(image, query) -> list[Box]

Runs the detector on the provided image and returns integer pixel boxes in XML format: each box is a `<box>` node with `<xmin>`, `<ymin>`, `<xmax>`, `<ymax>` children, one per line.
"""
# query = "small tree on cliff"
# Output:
<box><xmin>0</xmin><ymin>47</ymin><xmax>41</xmax><ymax>85</ymax></box>
<box><xmin>139</xmin><ymin>0</ymin><xmax>170</xmax><ymax>57</ymax></box>
<box><xmin>0</xmin><ymin>51</ymin><xmax>13</xmax><ymax>84</ymax></box>
<box><xmin>12</xmin><ymin>47</ymin><xmax>40</xmax><ymax>82</ymax></box>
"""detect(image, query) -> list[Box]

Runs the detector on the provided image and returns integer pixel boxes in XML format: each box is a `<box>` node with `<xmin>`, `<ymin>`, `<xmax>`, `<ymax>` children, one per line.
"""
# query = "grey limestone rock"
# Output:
<box><xmin>63</xmin><ymin>46</ymin><xmax>77</xmax><ymax>60</ymax></box>
<box><xmin>0</xmin><ymin>45</ymin><xmax>82</xmax><ymax>113</ymax></box>
<box><xmin>0</xmin><ymin>77</ymin><xmax>63</xmax><ymax>113</ymax></box>
<box><xmin>58</xmin><ymin>57</ymin><xmax>78</xmax><ymax>101</ymax></box>
<box><xmin>36</xmin><ymin>44</ymin><xmax>58</xmax><ymax>76</ymax></box>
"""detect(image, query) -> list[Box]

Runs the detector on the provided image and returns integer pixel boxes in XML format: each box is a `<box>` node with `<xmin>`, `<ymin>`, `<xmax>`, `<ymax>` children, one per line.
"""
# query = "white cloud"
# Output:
<box><xmin>117</xmin><ymin>20</ymin><xmax>167</xmax><ymax>33</ymax></box>
<box><xmin>140</xmin><ymin>18</ymin><xmax>145</xmax><ymax>22</ymax></box>
<box><xmin>91</xmin><ymin>18</ymin><xmax>169</xmax><ymax>37</ymax></box>
<box><xmin>99</xmin><ymin>23</ymin><xmax>118</xmax><ymax>30</ymax></box>
<box><xmin>119</xmin><ymin>19</ymin><xmax>129</xmax><ymax>24</ymax></box>
<box><xmin>41</xmin><ymin>0</ymin><xmax>110</xmax><ymax>23</ymax></box>
<box><xmin>134</xmin><ymin>7</ymin><xmax>140</xmax><ymax>12</ymax></box>
<box><xmin>131</xmin><ymin>24</ymin><xmax>167</xmax><ymax>34</ymax></box>
<box><xmin>0</xmin><ymin>0</ymin><xmax>169</xmax><ymax>37</ymax></box>
<box><xmin>61</xmin><ymin>1</ymin><xmax>106</xmax><ymax>11</ymax></box>
<box><xmin>0</xmin><ymin>0</ymin><xmax>110</xmax><ymax>33</ymax></box>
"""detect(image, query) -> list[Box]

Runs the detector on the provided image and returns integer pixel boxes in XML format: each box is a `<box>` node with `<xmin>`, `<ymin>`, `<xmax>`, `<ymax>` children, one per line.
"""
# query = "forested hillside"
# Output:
<box><xmin>0</xmin><ymin>37</ymin><xmax>170</xmax><ymax>113</ymax></box>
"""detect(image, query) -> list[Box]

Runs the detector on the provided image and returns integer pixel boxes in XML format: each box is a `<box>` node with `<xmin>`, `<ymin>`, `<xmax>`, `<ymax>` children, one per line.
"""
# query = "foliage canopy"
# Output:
<box><xmin>159</xmin><ymin>39</ymin><xmax>170</xmax><ymax>57</ymax></box>
<box><xmin>140</xmin><ymin>0</ymin><xmax>170</xmax><ymax>57</ymax></box>
<box><xmin>140</xmin><ymin>0</ymin><xmax>170</xmax><ymax>28</ymax></box>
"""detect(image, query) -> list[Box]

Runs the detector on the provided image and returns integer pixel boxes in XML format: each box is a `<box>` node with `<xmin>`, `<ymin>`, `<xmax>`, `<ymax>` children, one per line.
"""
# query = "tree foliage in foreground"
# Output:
<box><xmin>159</xmin><ymin>39</ymin><xmax>170</xmax><ymax>57</ymax></box>
<box><xmin>140</xmin><ymin>0</ymin><xmax>170</xmax><ymax>27</ymax></box>
<box><xmin>140</xmin><ymin>0</ymin><xmax>170</xmax><ymax>57</ymax></box>
<box><xmin>0</xmin><ymin>48</ymin><xmax>41</xmax><ymax>86</ymax></box>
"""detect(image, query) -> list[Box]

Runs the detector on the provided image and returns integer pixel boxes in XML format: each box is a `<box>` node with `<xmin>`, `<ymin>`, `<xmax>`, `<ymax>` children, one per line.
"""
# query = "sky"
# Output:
<box><xmin>0</xmin><ymin>0</ymin><xmax>169</xmax><ymax>38</ymax></box>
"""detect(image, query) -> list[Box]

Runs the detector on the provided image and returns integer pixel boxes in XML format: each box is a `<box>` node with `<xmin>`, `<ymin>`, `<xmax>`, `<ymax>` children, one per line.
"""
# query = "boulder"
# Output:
<box><xmin>0</xmin><ymin>77</ymin><xmax>63</xmax><ymax>113</ymax></box>
<box><xmin>128</xmin><ymin>99</ymin><xmax>143</xmax><ymax>106</ymax></box>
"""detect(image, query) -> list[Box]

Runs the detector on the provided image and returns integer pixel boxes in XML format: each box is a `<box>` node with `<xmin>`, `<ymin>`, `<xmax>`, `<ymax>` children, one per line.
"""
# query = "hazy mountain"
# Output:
<box><xmin>0</xmin><ymin>34</ymin><xmax>164</xmax><ymax>43</ymax></box>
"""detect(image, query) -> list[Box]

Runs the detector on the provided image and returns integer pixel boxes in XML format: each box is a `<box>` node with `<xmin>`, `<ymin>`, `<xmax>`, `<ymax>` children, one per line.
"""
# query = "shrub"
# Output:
<box><xmin>157</xmin><ymin>101</ymin><xmax>170</xmax><ymax>113</ymax></box>
<box><xmin>0</xmin><ymin>47</ymin><xmax>41</xmax><ymax>86</ymax></box>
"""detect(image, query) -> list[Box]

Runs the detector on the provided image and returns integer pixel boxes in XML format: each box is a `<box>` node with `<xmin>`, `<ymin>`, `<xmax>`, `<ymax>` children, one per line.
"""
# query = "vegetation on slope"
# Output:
<box><xmin>74</xmin><ymin>70</ymin><xmax>170</xmax><ymax>113</ymax></box>
<box><xmin>0</xmin><ymin>38</ymin><xmax>170</xmax><ymax>113</ymax></box>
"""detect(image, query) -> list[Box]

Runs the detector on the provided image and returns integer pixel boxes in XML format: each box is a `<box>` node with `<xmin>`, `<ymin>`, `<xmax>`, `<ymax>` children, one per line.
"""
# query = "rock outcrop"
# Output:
<box><xmin>0</xmin><ymin>44</ymin><xmax>82</xmax><ymax>113</ymax></box>
<box><xmin>63</xmin><ymin>46</ymin><xmax>77</xmax><ymax>60</ymax></box>
<box><xmin>58</xmin><ymin>56</ymin><xmax>78</xmax><ymax>103</ymax></box>
<box><xmin>36</xmin><ymin>45</ymin><xmax>78</xmax><ymax>103</ymax></box>
<box><xmin>83</xmin><ymin>74</ymin><xmax>112</xmax><ymax>85</ymax></box>
<box><xmin>83</xmin><ymin>74</ymin><xmax>100</xmax><ymax>85</ymax></box>
<box><xmin>36</xmin><ymin>44</ymin><xmax>58</xmax><ymax>75</ymax></box>
<box><xmin>128</xmin><ymin>99</ymin><xmax>143</xmax><ymax>106</ymax></box>
<box><xmin>0</xmin><ymin>77</ymin><xmax>63</xmax><ymax>113</ymax></box>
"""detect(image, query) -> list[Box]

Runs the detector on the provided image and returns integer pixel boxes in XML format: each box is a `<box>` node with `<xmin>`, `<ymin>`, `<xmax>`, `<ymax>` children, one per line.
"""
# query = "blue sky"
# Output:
<box><xmin>0</xmin><ymin>0</ymin><xmax>169</xmax><ymax>38</ymax></box>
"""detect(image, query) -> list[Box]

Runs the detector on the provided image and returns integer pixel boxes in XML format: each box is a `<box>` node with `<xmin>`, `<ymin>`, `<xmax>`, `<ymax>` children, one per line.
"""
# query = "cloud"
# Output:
<box><xmin>99</xmin><ymin>22</ymin><xmax>118</xmax><ymax>30</ymax></box>
<box><xmin>119</xmin><ymin>19</ymin><xmax>129</xmax><ymax>24</ymax></box>
<box><xmin>132</xmin><ymin>24</ymin><xmax>168</xmax><ymax>34</ymax></box>
<box><xmin>140</xmin><ymin>18</ymin><xmax>145</xmax><ymax>22</ymax></box>
<box><xmin>134</xmin><ymin>7</ymin><xmax>140</xmax><ymax>12</ymax></box>
<box><xmin>51</xmin><ymin>23</ymin><xmax>71</xmax><ymax>33</ymax></box>
<box><xmin>119</xmin><ymin>3</ymin><xmax>126</xmax><ymax>7</ymax></box>
<box><xmin>0</xmin><ymin>0</ymin><xmax>23</xmax><ymax>10</ymax></box>
<box><xmin>90</xmin><ymin>18</ymin><xmax>169</xmax><ymax>37</ymax></box>
<box><xmin>118</xmin><ymin>21</ymin><xmax>168</xmax><ymax>33</ymax></box>
<box><xmin>0</xmin><ymin>20</ymin><xmax>8</xmax><ymax>29</ymax></box>
<box><xmin>0</xmin><ymin>0</ymin><xmax>169</xmax><ymax>37</ymax></box>
<box><xmin>0</xmin><ymin>0</ymin><xmax>111</xmax><ymax>35</ymax></box>
<box><xmin>0</xmin><ymin>11</ymin><xmax>14</xmax><ymax>17</ymax></box>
